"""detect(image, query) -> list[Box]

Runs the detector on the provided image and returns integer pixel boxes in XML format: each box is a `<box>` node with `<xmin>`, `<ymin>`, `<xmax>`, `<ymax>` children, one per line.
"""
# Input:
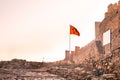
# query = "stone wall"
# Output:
<box><xmin>96</xmin><ymin>1</ymin><xmax>119</xmax><ymax>43</ymax></box>
<box><xmin>97</xmin><ymin>1</ymin><xmax>120</xmax><ymax>53</ymax></box>
<box><xmin>71</xmin><ymin>40</ymin><xmax>103</xmax><ymax>64</ymax></box>
<box><xmin>95</xmin><ymin>22</ymin><xmax>101</xmax><ymax>41</ymax></box>
<box><xmin>111</xmin><ymin>28</ymin><xmax>120</xmax><ymax>51</ymax></box>
<box><xmin>105</xmin><ymin>3</ymin><xmax>118</xmax><ymax>18</ymax></box>
<box><xmin>65</xmin><ymin>50</ymin><xmax>70</xmax><ymax>61</ymax></box>
<box><xmin>64</xmin><ymin>0</ymin><xmax>120</xmax><ymax>64</ymax></box>
<box><xmin>104</xmin><ymin>43</ymin><xmax>111</xmax><ymax>56</ymax></box>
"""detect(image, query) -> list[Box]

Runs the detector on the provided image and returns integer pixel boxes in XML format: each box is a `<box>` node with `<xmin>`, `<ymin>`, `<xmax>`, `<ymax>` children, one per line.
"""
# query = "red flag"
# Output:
<box><xmin>70</xmin><ymin>25</ymin><xmax>80</xmax><ymax>36</ymax></box>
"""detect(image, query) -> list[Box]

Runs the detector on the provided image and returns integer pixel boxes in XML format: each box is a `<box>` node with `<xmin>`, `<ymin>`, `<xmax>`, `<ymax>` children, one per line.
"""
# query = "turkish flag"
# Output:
<box><xmin>70</xmin><ymin>25</ymin><xmax>80</xmax><ymax>36</ymax></box>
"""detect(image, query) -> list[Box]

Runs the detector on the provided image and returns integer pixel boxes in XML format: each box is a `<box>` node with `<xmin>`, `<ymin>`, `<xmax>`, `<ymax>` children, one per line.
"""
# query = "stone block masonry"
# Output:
<box><xmin>64</xmin><ymin>0</ymin><xmax>120</xmax><ymax>64</ymax></box>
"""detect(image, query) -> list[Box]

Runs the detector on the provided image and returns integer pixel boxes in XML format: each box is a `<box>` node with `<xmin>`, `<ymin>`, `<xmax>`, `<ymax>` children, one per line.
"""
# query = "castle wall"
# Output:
<box><xmin>64</xmin><ymin>1</ymin><xmax>120</xmax><ymax>64</ymax></box>
<box><xmin>95</xmin><ymin>22</ymin><xmax>101</xmax><ymax>41</ymax></box>
<box><xmin>65</xmin><ymin>50</ymin><xmax>70</xmax><ymax>61</ymax></box>
<box><xmin>104</xmin><ymin>43</ymin><xmax>111</xmax><ymax>56</ymax></box>
<box><xmin>96</xmin><ymin>1</ymin><xmax>120</xmax><ymax>54</ymax></box>
<box><xmin>112</xmin><ymin>28</ymin><xmax>120</xmax><ymax>51</ymax></box>
<box><xmin>72</xmin><ymin>40</ymin><xmax>103</xmax><ymax>64</ymax></box>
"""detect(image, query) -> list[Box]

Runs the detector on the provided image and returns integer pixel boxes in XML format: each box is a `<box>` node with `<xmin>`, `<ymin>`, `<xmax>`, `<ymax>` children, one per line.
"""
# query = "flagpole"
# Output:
<box><xmin>69</xmin><ymin>32</ymin><xmax>71</xmax><ymax>54</ymax></box>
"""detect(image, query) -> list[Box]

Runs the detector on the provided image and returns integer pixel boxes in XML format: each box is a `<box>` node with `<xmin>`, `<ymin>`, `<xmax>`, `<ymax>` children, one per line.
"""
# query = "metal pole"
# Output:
<box><xmin>69</xmin><ymin>33</ymin><xmax>71</xmax><ymax>54</ymax></box>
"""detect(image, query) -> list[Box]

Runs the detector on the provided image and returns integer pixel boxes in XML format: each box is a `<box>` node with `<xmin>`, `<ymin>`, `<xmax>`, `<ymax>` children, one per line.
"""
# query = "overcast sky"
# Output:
<box><xmin>0</xmin><ymin>0</ymin><xmax>119</xmax><ymax>62</ymax></box>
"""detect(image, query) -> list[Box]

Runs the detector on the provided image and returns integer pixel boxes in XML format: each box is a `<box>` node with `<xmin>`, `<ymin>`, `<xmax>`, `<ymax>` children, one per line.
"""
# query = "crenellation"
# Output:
<box><xmin>108</xmin><ymin>4</ymin><xmax>114</xmax><ymax>12</ymax></box>
<box><xmin>70</xmin><ymin>51</ymin><xmax>75</xmax><ymax>62</ymax></box>
<box><xmin>64</xmin><ymin>0</ymin><xmax>120</xmax><ymax>64</ymax></box>
<box><xmin>75</xmin><ymin>46</ymin><xmax>80</xmax><ymax>55</ymax></box>
<box><xmin>65</xmin><ymin>50</ymin><xmax>70</xmax><ymax>61</ymax></box>
<box><xmin>105</xmin><ymin>3</ymin><xmax>118</xmax><ymax>18</ymax></box>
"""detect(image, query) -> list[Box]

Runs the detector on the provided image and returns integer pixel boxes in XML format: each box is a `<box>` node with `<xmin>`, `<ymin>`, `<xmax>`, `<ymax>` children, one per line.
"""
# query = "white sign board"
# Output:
<box><xmin>103</xmin><ymin>30</ymin><xmax>111</xmax><ymax>46</ymax></box>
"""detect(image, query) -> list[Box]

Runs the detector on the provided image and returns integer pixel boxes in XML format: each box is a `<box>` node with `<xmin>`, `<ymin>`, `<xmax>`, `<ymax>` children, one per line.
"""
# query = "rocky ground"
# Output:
<box><xmin>0</xmin><ymin>59</ymin><xmax>66</xmax><ymax>80</ymax></box>
<box><xmin>0</xmin><ymin>68</ymin><xmax>65</xmax><ymax>80</ymax></box>
<box><xmin>0</xmin><ymin>48</ymin><xmax>120</xmax><ymax>80</ymax></box>
<box><xmin>47</xmin><ymin>48</ymin><xmax>120</xmax><ymax>80</ymax></box>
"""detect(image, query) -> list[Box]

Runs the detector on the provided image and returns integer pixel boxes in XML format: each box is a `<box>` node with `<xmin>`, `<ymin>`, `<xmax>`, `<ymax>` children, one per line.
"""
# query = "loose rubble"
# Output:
<box><xmin>0</xmin><ymin>48</ymin><xmax>119</xmax><ymax>80</ymax></box>
<box><xmin>47</xmin><ymin>48</ymin><xmax>120</xmax><ymax>80</ymax></box>
<box><xmin>0</xmin><ymin>59</ymin><xmax>65</xmax><ymax>80</ymax></box>
<box><xmin>0</xmin><ymin>68</ymin><xmax>65</xmax><ymax>80</ymax></box>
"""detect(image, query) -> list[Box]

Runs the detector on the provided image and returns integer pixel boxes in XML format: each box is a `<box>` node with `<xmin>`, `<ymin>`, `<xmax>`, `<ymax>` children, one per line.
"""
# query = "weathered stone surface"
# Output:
<box><xmin>0</xmin><ymin>59</ymin><xmax>47</xmax><ymax>69</ymax></box>
<box><xmin>0</xmin><ymin>69</ymin><xmax>65</xmax><ymax>80</ymax></box>
<box><xmin>112</xmin><ymin>29</ymin><xmax>120</xmax><ymax>50</ymax></box>
<box><xmin>0</xmin><ymin>0</ymin><xmax>120</xmax><ymax>80</ymax></box>
<box><xmin>102</xmin><ymin>74</ymin><xmax>115</xmax><ymax>79</ymax></box>
<box><xmin>64</xmin><ymin>0</ymin><xmax>120</xmax><ymax>65</ymax></box>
